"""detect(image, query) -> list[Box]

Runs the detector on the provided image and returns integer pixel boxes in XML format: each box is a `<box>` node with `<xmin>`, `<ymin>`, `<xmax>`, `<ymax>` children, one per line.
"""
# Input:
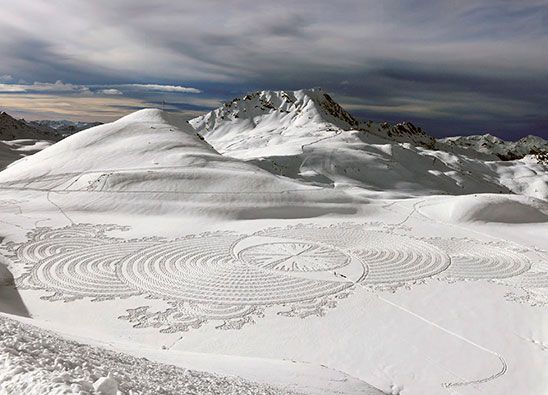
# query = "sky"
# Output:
<box><xmin>0</xmin><ymin>0</ymin><xmax>547</xmax><ymax>140</ymax></box>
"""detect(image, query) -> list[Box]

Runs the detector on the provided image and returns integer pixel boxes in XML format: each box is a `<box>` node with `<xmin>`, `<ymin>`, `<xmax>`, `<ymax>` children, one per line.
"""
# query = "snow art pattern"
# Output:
<box><xmin>2</xmin><ymin>222</ymin><xmax>540</xmax><ymax>333</ymax></box>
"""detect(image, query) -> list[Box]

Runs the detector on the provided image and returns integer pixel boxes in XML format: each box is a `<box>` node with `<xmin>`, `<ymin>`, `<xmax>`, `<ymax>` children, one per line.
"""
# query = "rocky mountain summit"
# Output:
<box><xmin>440</xmin><ymin>133</ymin><xmax>548</xmax><ymax>161</ymax></box>
<box><xmin>0</xmin><ymin>112</ymin><xmax>61</xmax><ymax>141</ymax></box>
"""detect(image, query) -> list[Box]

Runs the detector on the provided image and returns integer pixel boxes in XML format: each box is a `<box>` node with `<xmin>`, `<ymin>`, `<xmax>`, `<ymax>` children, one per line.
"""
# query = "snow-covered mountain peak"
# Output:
<box><xmin>190</xmin><ymin>89</ymin><xmax>363</xmax><ymax>158</ymax></box>
<box><xmin>440</xmin><ymin>133</ymin><xmax>547</xmax><ymax>160</ymax></box>
<box><xmin>191</xmin><ymin>89</ymin><xmax>441</xmax><ymax>157</ymax></box>
<box><xmin>192</xmin><ymin>88</ymin><xmax>359</xmax><ymax>134</ymax></box>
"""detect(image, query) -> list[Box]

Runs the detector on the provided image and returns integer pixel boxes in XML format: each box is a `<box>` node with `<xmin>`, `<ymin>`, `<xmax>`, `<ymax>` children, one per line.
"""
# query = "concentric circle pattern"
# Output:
<box><xmin>352</xmin><ymin>232</ymin><xmax>450</xmax><ymax>284</ymax></box>
<box><xmin>5</xmin><ymin>222</ymin><xmax>538</xmax><ymax>333</ymax></box>
<box><xmin>31</xmin><ymin>242</ymin><xmax>156</xmax><ymax>299</ymax></box>
<box><xmin>426</xmin><ymin>238</ymin><xmax>531</xmax><ymax>280</ymax></box>
<box><xmin>239</xmin><ymin>242</ymin><xmax>350</xmax><ymax>272</ymax></box>
<box><xmin>117</xmin><ymin>236</ymin><xmax>349</xmax><ymax>305</ymax></box>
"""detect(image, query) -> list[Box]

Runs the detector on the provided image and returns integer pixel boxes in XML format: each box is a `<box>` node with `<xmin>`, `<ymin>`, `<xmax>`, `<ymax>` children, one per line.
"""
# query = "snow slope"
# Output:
<box><xmin>0</xmin><ymin>314</ymin><xmax>293</xmax><ymax>395</ymax></box>
<box><xmin>0</xmin><ymin>109</ymin><xmax>360</xmax><ymax>217</ymax></box>
<box><xmin>191</xmin><ymin>90</ymin><xmax>548</xmax><ymax>200</ymax></box>
<box><xmin>0</xmin><ymin>104</ymin><xmax>547</xmax><ymax>395</ymax></box>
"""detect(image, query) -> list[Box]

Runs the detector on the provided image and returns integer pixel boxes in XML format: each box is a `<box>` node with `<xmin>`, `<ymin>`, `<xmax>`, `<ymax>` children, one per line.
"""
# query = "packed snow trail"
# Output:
<box><xmin>373</xmin><ymin>294</ymin><xmax>508</xmax><ymax>389</ymax></box>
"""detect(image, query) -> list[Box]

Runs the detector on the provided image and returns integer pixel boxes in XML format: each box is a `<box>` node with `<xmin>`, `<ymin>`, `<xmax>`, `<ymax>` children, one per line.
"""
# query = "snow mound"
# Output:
<box><xmin>0</xmin><ymin>314</ymin><xmax>288</xmax><ymax>394</ymax></box>
<box><xmin>0</xmin><ymin>108</ymin><xmax>297</xmax><ymax>192</ymax></box>
<box><xmin>420</xmin><ymin>194</ymin><xmax>548</xmax><ymax>223</ymax></box>
<box><xmin>0</xmin><ymin>109</ymin><xmax>360</xmax><ymax>217</ymax></box>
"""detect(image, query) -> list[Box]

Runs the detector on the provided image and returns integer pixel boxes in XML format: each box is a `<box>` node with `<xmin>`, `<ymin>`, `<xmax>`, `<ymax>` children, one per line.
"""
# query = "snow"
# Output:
<box><xmin>0</xmin><ymin>92</ymin><xmax>546</xmax><ymax>395</ymax></box>
<box><xmin>0</xmin><ymin>108</ymin><xmax>363</xmax><ymax>218</ymax></box>
<box><xmin>191</xmin><ymin>89</ymin><xmax>547</xmax><ymax>201</ymax></box>
<box><xmin>0</xmin><ymin>112</ymin><xmax>57</xmax><ymax>171</ymax></box>
<box><xmin>92</xmin><ymin>376</ymin><xmax>118</xmax><ymax>395</ymax></box>
<box><xmin>418</xmin><ymin>194</ymin><xmax>548</xmax><ymax>223</ymax></box>
<box><xmin>0</xmin><ymin>314</ymin><xmax>295</xmax><ymax>394</ymax></box>
<box><xmin>440</xmin><ymin>133</ymin><xmax>548</xmax><ymax>160</ymax></box>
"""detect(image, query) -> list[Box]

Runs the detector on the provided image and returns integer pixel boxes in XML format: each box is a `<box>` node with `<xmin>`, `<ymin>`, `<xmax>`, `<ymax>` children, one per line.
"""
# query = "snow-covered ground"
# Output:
<box><xmin>0</xmin><ymin>314</ymin><xmax>296</xmax><ymax>395</ymax></box>
<box><xmin>0</xmin><ymin>93</ymin><xmax>547</xmax><ymax>394</ymax></box>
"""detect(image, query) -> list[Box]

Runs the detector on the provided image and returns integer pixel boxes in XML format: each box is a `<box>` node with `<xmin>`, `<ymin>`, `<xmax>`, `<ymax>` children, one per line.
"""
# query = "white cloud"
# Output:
<box><xmin>98</xmin><ymin>88</ymin><xmax>123</xmax><ymax>95</ymax></box>
<box><xmin>0</xmin><ymin>80</ymin><xmax>90</xmax><ymax>94</ymax></box>
<box><xmin>0</xmin><ymin>81</ymin><xmax>200</xmax><ymax>96</ymax></box>
<box><xmin>0</xmin><ymin>83</ymin><xmax>25</xmax><ymax>92</ymax></box>
<box><xmin>119</xmin><ymin>84</ymin><xmax>201</xmax><ymax>93</ymax></box>
<box><xmin>0</xmin><ymin>74</ymin><xmax>13</xmax><ymax>83</ymax></box>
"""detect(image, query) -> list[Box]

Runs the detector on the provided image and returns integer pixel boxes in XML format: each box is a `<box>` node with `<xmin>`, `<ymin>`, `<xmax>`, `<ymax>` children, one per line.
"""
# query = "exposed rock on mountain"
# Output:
<box><xmin>28</xmin><ymin>119</ymin><xmax>103</xmax><ymax>136</ymax></box>
<box><xmin>360</xmin><ymin>120</ymin><xmax>436</xmax><ymax>149</ymax></box>
<box><xmin>440</xmin><ymin>134</ymin><xmax>548</xmax><ymax>161</ymax></box>
<box><xmin>0</xmin><ymin>112</ymin><xmax>61</xmax><ymax>141</ymax></box>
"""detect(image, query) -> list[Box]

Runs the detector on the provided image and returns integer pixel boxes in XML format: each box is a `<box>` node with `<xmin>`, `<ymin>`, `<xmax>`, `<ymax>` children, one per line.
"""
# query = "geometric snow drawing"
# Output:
<box><xmin>1</xmin><ymin>222</ymin><xmax>538</xmax><ymax>333</ymax></box>
<box><xmin>425</xmin><ymin>237</ymin><xmax>531</xmax><ymax>280</ymax></box>
<box><xmin>239</xmin><ymin>242</ymin><xmax>350</xmax><ymax>272</ymax></box>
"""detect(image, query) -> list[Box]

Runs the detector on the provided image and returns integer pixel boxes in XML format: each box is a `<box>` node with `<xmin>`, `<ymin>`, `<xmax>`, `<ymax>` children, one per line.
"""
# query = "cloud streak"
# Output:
<box><xmin>114</xmin><ymin>84</ymin><xmax>201</xmax><ymax>93</ymax></box>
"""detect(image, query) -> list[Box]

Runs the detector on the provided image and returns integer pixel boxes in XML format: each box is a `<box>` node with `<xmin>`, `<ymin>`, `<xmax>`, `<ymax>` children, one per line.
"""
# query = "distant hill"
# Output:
<box><xmin>0</xmin><ymin>111</ymin><xmax>61</xmax><ymax>141</ymax></box>
<box><xmin>439</xmin><ymin>134</ymin><xmax>548</xmax><ymax>161</ymax></box>
<box><xmin>28</xmin><ymin>119</ymin><xmax>103</xmax><ymax>136</ymax></box>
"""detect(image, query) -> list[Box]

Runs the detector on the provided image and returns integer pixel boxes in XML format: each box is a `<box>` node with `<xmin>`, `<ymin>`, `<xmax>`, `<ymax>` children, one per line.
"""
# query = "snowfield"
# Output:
<box><xmin>0</xmin><ymin>90</ymin><xmax>547</xmax><ymax>395</ymax></box>
<box><xmin>0</xmin><ymin>314</ymin><xmax>296</xmax><ymax>395</ymax></box>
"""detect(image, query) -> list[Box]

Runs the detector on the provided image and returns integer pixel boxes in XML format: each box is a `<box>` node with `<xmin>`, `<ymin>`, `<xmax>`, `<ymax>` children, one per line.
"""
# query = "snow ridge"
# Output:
<box><xmin>192</xmin><ymin>88</ymin><xmax>359</xmax><ymax>133</ymax></box>
<box><xmin>440</xmin><ymin>133</ymin><xmax>548</xmax><ymax>161</ymax></box>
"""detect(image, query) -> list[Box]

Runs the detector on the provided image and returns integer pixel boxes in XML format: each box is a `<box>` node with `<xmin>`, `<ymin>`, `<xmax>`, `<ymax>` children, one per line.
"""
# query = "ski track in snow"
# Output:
<box><xmin>372</xmin><ymin>293</ymin><xmax>508</xmax><ymax>389</ymax></box>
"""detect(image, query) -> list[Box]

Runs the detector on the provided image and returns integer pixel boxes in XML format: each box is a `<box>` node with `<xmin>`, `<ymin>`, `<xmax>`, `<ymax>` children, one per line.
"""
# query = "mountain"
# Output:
<box><xmin>191</xmin><ymin>89</ymin><xmax>548</xmax><ymax>200</ymax></box>
<box><xmin>0</xmin><ymin>108</ymin><xmax>358</xmax><ymax>216</ymax></box>
<box><xmin>190</xmin><ymin>88</ymin><xmax>436</xmax><ymax>158</ymax></box>
<box><xmin>0</xmin><ymin>111</ymin><xmax>60</xmax><ymax>171</ymax></box>
<box><xmin>0</xmin><ymin>111</ymin><xmax>61</xmax><ymax>141</ymax></box>
<box><xmin>190</xmin><ymin>88</ymin><xmax>359</xmax><ymax>159</ymax></box>
<box><xmin>439</xmin><ymin>134</ymin><xmax>548</xmax><ymax>161</ymax></box>
<box><xmin>28</xmin><ymin>119</ymin><xmax>103</xmax><ymax>136</ymax></box>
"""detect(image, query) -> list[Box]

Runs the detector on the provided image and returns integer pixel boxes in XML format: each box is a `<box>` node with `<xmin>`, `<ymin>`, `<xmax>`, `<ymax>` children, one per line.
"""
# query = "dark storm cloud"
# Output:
<box><xmin>0</xmin><ymin>0</ymin><xmax>546</xmax><ymax>138</ymax></box>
